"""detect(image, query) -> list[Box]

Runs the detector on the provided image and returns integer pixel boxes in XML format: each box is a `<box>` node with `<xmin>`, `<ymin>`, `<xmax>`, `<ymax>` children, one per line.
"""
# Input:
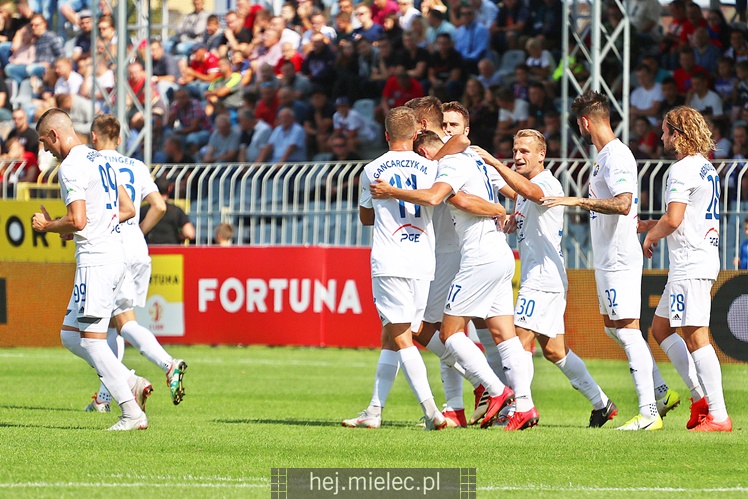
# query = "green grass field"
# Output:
<box><xmin>0</xmin><ymin>345</ymin><xmax>746</xmax><ymax>498</ymax></box>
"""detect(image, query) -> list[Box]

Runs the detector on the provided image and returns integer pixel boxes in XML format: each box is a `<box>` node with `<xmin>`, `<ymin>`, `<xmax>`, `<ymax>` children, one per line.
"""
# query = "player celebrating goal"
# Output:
<box><xmin>32</xmin><ymin>109</ymin><xmax>149</xmax><ymax>431</ymax></box>
<box><xmin>82</xmin><ymin>115</ymin><xmax>188</xmax><ymax>412</ymax></box>
<box><xmin>640</xmin><ymin>106</ymin><xmax>731</xmax><ymax>432</ymax></box>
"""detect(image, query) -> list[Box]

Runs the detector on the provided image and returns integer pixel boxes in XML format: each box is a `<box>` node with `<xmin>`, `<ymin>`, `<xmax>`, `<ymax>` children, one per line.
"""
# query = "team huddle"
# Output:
<box><xmin>32</xmin><ymin>110</ymin><xmax>187</xmax><ymax>431</ymax></box>
<box><xmin>345</xmin><ymin>92</ymin><xmax>731</xmax><ymax>432</ymax></box>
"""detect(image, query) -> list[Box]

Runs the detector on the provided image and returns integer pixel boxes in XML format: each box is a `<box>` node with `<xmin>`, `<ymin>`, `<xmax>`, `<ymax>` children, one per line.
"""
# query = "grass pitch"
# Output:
<box><xmin>0</xmin><ymin>345</ymin><xmax>746</xmax><ymax>498</ymax></box>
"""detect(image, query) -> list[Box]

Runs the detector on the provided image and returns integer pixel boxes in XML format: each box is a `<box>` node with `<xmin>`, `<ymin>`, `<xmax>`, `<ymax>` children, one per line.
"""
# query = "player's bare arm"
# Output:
<box><xmin>642</xmin><ymin>202</ymin><xmax>686</xmax><ymax>258</ymax></box>
<box><xmin>432</xmin><ymin>134</ymin><xmax>470</xmax><ymax>162</ymax></box>
<box><xmin>474</xmin><ymin>146</ymin><xmax>543</xmax><ymax>203</ymax></box>
<box><xmin>541</xmin><ymin>192</ymin><xmax>632</xmax><ymax>215</ymax></box>
<box><xmin>119</xmin><ymin>185</ymin><xmax>136</xmax><ymax>222</ymax></box>
<box><xmin>449</xmin><ymin>192</ymin><xmax>506</xmax><ymax>221</ymax></box>
<box><xmin>637</xmin><ymin>219</ymin><xmax>658</xmax><ymax>233</ymax></box>
<box><xmin>140</xmin><ymin>191</ymin><xmax>167</xmax><ymax>234</ymax></box>
<box><xmin>32</xmin><ymin>201</ymin><xmax>85</xmax><ymax>233</ymax></box>
<box><xmin>359</xmin><ymin>206</ymin><xmax>375</xmax><ymax>226</ymax></box>
<box><xmin>370</xmin><ymin>179</ymin><xmax>453</xmax><ymax>207</ymax></box>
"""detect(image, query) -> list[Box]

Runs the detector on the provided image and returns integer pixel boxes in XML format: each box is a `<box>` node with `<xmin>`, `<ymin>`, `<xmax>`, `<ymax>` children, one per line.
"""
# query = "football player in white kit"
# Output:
<box><xmin>343</xmin><ymin>106</ymin><xmax>447</xmax><ymax>430</ymax></box>
<box><xmin>32</xmin><ymin>108</ymin><xmax>149</xmax><ymax>431</ymax></box>
<box><xmin>372</xmin><ymin>125</ymin><xmax>530</xmax><ymax>430</ymax></box>
<box><xmin>640</xmin><ymin>106</ymin><xmax>731</xmax><ymax>432</ymax></box>
<box><xmin>81</xmin><ymin>115</ymin><xmax>188</xmax><ymax>413</ymax></box>
<box><xmin>474</xmin><ymin>129</ymin><xmax>618</xmax><ymax>427</ymax></box>
<box><xmin>542</xmin><ymin>90</ymin><xmax>679</xmax><ymax>430</ymax></box>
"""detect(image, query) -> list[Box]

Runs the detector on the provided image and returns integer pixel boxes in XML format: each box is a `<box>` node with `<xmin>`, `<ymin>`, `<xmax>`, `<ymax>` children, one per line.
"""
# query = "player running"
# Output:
<box><xmin>81</xmin><ymin>115</ymin><xmax>188</xmax><ymax>413</ymax></box>
<box><xmin>640</xmin><ymin>106</ymin><xmax>731</xmax><ymax>432</ymax></box>
<box><xmin>475</xmin><ymin>129</ymin><xmax>617</xmax><ymax>427</ymax></box>
<box><xmin>32</xmin><ymin>108</ymin><xmax>149</xmax><ymax>431</ymax></box>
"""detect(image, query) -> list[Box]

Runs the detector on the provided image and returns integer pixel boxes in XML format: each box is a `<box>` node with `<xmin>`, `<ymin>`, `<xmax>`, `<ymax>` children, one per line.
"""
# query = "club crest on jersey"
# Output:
<box><xmin>592</xmin><ymin>163</ymin><xmax>600</xmax><ymax>176</ymax></box>
<box><xmin>393</xmin><ymin>223</ymin><xmax>426</xmax><ymax>243</ymax></box>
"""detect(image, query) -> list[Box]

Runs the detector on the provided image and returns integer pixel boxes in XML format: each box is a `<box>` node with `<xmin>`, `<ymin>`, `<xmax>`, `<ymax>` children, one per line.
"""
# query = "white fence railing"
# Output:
<box><xmin>10</xmin><ymin>158</ymin><xmax>748</xmax><ymax>269</ymax></box>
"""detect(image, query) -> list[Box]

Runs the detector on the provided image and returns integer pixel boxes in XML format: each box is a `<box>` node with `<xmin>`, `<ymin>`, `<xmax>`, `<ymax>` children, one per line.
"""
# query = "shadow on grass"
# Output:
<box><xmin>0</xmin><ymin>404</ymin><xmax>80</xmax><ymax>413</ymax></box>
<box><xmin>215</xmin><ymin>418</ymin><xmax>422</xmax><ymax>428</ymax></box>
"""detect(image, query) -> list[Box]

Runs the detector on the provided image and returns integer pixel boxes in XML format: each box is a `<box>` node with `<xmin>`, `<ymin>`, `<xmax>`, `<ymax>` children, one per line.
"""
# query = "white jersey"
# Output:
<box><xmin>436</xmin><ymin>151</ymin><xmax>507</xmax><ymax>265</ymax></box>
<box><xmin>665</xmin><ymin>154</ymin><xmax>720</xmax><ymax>281</ymax></box>
<box><xmin>58</xmin><ymin>145</ymin><xmax>125</xmax><ymax>267</ymax></box>
<box><xmin>589</xmin><ymin>139</ymin><xmax>643</xmax><ymax>271</ymax></box>
<box><xmin>360</xmin><ymin>150</ymin><xmax>437</xmax><ymax>279</ymax></box>
<box><xmin>434</xmin><ymin>136</ymin><xmax>461</xmax><ymax>254</ymax></box>
<box><xmin>514</xmin><ymin>170</ymin><xmax>567</xmax><ymax>292</ymax></box>
<box><xmin>100</xmin><ymin>149</ymin><xmax>157</xmax><ymax>264</ymax></box>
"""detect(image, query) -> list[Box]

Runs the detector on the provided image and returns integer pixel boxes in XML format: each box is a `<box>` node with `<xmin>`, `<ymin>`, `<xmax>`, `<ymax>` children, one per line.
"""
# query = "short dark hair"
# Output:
<box><xmin>570</xmin><ymin>90</ymin><xmax>610</xmax><ymax>119</ymax></box>
<box><xmin>91</xmin><ymin>114</ymin><xmax>120</xmax><ymax>141</ymax></box>
<box><xmin>155</xmin><ymin>175</ymin><xmax>172</xmax><ymax>195</ymax></box>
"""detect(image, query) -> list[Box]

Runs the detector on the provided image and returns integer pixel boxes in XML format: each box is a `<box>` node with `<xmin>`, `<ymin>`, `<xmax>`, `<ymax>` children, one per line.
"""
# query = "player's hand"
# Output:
<box><xmin>637</xmin><ymin>219</ymin><xmax>657</xmax><ymax>233</ymax></box>
<box><xmin>472</xmin><ymin>146</ymin><xmax>503</xmax><ymax>168</ymax></box>
<box><xmin>541</xmin><ymin>196</ymin><xmax>577</xmax><ymax>208</ymax></box>
<box><xmin>642</xmin><ymin>236</ymin><xmax>658</xmax><ymax>259</ymax></box>
<box><xmin>60</xmin><ymin>233</ymin><xmax>73</xmax><ymax>241</ymax></box>
<box><xmin>503</xmin><ymin>214</ymin><xmax>517</xmax><ymax>234</ymax></box>
<box><xmin>32</xmin><ymin>213</ymin><xmax>48</xmax><ymax>232</ymax></box>
<box><xmin>369</xmin><ymin>179</ymin><xmax>391</xmax><ymax>199</ymax></box>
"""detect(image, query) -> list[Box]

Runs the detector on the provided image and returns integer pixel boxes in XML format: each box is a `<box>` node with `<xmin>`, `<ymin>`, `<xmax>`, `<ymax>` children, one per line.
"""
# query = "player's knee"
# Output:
<box><xmin>60</xmin><ymin>330</ymin><xmax>80</xmax><ymax>351</ymax></box>
<box><xmin>616</xmin><ymin>328</ymin><xmax>643</xmax><ymax>347</ymax></box>
<box><xmin>542</xmin><ymin>346</ymin><xmax>565</xmax><ymax>363</ymax></box>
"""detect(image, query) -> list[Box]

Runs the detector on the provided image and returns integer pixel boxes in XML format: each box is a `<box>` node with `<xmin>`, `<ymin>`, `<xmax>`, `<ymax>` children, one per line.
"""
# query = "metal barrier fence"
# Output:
<box><xmin>8</xmin><ymin>158</ymin><xmax>748</xmax><ymax>269</ymax></box>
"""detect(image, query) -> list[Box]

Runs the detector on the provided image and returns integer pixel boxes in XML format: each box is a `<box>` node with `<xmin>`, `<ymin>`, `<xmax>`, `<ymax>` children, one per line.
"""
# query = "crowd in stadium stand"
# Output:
<box><xmin>0</xmin><ymin>0</ymin><xmax>747</xmax><ymax>206</ymax></box>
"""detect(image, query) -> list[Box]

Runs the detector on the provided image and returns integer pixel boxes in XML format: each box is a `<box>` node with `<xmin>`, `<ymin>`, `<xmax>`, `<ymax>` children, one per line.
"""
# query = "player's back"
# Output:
<box><xmin>589</xmin><ymin>139</ymin><xmax>642</xmax><ymax>271</ymax></box>
<box><xmin>666</xmin><ymin>154</ymin><xmax>720</xmax><ymax>281</ymax></box>
<box><xmin>59</xmin><ymin>145</ymin><xmax>125</xmax><ymax>266</ymax></box>
<box><xmin>361</xmin><ymin>150</ymin><xmax>437</xmax><ymax>280</ymax></box>
<box><xmin>514</xmin><ymin>170</ymin><xmax>567</xmax><ymax>292</ymax></box>
<box><xmin>100</xmin><ymin>150</ymin><xmax>157</xmax><ymax>262</ymax></box>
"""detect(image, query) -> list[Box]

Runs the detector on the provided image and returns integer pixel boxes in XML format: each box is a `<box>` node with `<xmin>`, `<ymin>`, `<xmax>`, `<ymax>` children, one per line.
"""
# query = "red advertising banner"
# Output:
<box><xmin>148</xmin><ymin>246</ymin><xmax>382</xmax><ymax>348</ymax></box>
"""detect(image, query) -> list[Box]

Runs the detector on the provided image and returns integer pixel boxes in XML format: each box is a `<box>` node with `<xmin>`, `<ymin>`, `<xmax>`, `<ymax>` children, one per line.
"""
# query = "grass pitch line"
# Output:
<box><xmin>483</xmin><ymin>486</ymin><xmax>748</xmax><ymax>493</ymax></box>
<box><xmin>0</xmin><ymin>482</ymin><xmax>266</xmax><ymax>489</ymax></box>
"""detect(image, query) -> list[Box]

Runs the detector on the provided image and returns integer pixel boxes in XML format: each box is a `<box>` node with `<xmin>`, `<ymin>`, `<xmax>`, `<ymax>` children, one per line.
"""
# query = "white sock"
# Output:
<box><xmin>120</xmin><ymin>320</ymin><xmax>173</xmax><ymax>372</ymax></box>
<box><xmin>80</xmin><ymin>338</ymin><xmax>137</xmax><ymax>408</ymax></box>
<box><xmin>660</xmin><ymin>334</ymin><xmax>704</xmax><ymax>401</ymax></box>
<box><xmin>60</xmin><ymin>330</ymin><xmax>93</xmax><ymax>367</ymax></box>
<box><xmin>604</xmin><ymin>326</ymin><xmax>623</xmax><ymax>348</ymax></box>
<box><xmin>120</xmin><ymin>399</ymin><xmax>142</xmax><ymax>419</ymax></box>
<box><xmin>368</xmin><ymin>349</ymin><xmax>399</xmax><ymax>415</ymax></box>
<box><xmin>398</xmin><ymin>346</ymin><xmax>438</xmax><ymax>418</ymax></box>
<box><xmin>475</xmin><ymin>327</ymin><xmax>505</xmax><ymax>382</ymax></box>
<box><xmin>497</xmin><ymin>336</ymin><xmax>534</xmax><ymax>412</ymax></box>
<box><xmin>444</xmin><ymin>333</ymin><xmax>504</xmax><ymax>396</ymax></box>
<box><xmin>617</xmin><ymin>329</ymin><xmax>657</xmax><ymax>417</ymax></box>
<box><xmin>555</xmin><ymin>350</ymin><xmax>608</xmax><ymax>410</ymax></box>
<box><xmin>106</xmin><ymin>327</ymin><xmax>124</xmax><ymax>361</ymax></box>
<box><xmin>425</xmin><ymin>332</ymin><xmax>446</xmax><ymax>358</ymax></box>
<box><xmin>647</xmin><ymin>343</ymin><xmax>669</xmax><ymax>398</ymax></box>
<box><xmin>691</xmin><ymin>344</ymin><xmax>728</xmax><ymax>422</ymax></box>
<box><xmin>440</xmin><ymin>361</ymin><xmax>464</xmax><ymax>410</ymax></box>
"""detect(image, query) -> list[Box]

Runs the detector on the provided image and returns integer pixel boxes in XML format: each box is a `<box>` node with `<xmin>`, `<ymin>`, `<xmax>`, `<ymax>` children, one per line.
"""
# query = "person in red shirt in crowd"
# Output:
<box><xmin>178</xmin><ymin>43</ymin><xmax>220</xmax><ymax>96</ymax></box>
<box><xmin>679</xmin><ymin>2</ymin><xmax>707</xmax><ymax>47</ymax></box>
<box><xmin>275</xmin><ymin>42</ymin><xmax>304</xmax><ymax>75</ymax></box>
<box><xmin>371</xmin><ymin>0</ymin><xmax>399</xmax><ymax>26</ymax></box>
<box><xmin>673</xmin><ymin>47</ymin><xmax>709</xmax><ymax>95</ymax></box>
<box><xmin>631</xmin><ymin>116</ymin><xmax>662</xmax><ymax>159</ymax></box>
<box><xmin>381</xmin><ymin>67</ymin><xmax>425</xmax><ymax>115</ymax></box>
<box><xmin>255</xmin><ymin>81</ymin><xmax>280</xmax><ymax>127</ymax></box>
<box><xmin>237</xmin><ymin>0</ymin><xmax>265</xmax><ymax>32</ymax></box>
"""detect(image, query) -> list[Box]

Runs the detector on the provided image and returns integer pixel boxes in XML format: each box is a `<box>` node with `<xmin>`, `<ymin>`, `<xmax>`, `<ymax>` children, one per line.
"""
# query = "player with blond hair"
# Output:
<box><xmin>640</xmin><ymin>106</ymin><xmax>731</xmax><ymax>432</ymax></box>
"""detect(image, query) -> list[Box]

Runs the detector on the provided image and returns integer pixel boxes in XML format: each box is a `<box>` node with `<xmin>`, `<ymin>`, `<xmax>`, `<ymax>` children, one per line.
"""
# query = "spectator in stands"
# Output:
<box><xmin>692</xmin><ymin>26</ymin><xmax>721</xmax><ymax>76</ymax></box>
<box><xmin>143</xmin><ymin>176</ymin><xmax>195</xmax><ymax>245</ymax></box>
<box><xmin>55</xmin><ymin>93</ymin><xmax>93</xmax><ymax>139</ymax></box>
<box><xmin>202</xmin><ymin>114</ymin><xmax>241</xmax><ymax>164</ymax></box>
<box><xmin>428</xmin><ymin>33</ymin><xmax>464</xmax><ymax>101</ymax></box>
<box><xmin>453</xmin><ymin>5</ymin><xmax>488</xmax><ymax>74</ymax></box>
<box><xmin>127</xmin><ymin>60</ymin><xmax>167</xmax><ymax>129</ymax></box>
<box><xmin>5</xmin><ymin>24</ymin><xmax>35</xmax><ymax>75</ymax></box>
<box><xmin>53</xmin><ymin>57</ymin><xmax>83</xmax><ymax>96</ymax></box>
<box><xmin>382</xmin><ymin>12</ymin><xmax>405</xmax><ymax>49</ymax></box>
<box><xmin>524</xmin><ymin>37</ymin><xmax>553</xmax><ymax>81</ymax></box>
<box><xmin>97</xmin><ymin>15</ymin><xmax>118</xmax><ymax>54</ymax></box>
<box><xmin>641</xmin><ymin>54</ymin><xmax>671</xmax><ymax>84</ymax></box>
<box><xmin>381</xmin><ymin>67</ymin><xmax>425</xmax><ymax>115</ymax></box>
<box><xmin>371</xmin><ymin>36</ymin><xmax>399</xmax><ymax>82</ymax></box>
<box><xmin>4</xmin><ymin>14</ymin><xmax>63</xmax><ymax>85</ymax></box>
<box><xmin>709</xmin><ymin>116</ymin><xmax>731</xmax><ymax>160</ymax></box>
<box><xmin>425</xmin><ymin>9</ymin><xmax>455</xmax><ymax>48</ymax></box>
<box><xmin>303</xmin><ymin>86</ymin><xmax>335</xmax><ymax>156</ymax></box>
<box><xmin>680</xmin><ymin>2</ymin><xmax>707</xmax><ymax>47</ymax></box>
<box><xmin>659</xmin><ymin>76</ymin><xmax>685</xmax><ymax>118</ymax></box>
<box><xmin>270</xmin><ymin>15</ymin><xmax>301</xmax><ymax>50</ymax></box>
<box><xmin>335</xmin><ymin>11</ymin><xmax>355</xmax><ymax>42</ymax></box>
<box><xmin>371</xmin><ymin>0</ymin><xmax>399</xmax><ymax>27</ymax></box>
<box><xmin>686</xmin><ymin>71</ymin><xmax>723</xmax><ymax>118</ymax></box>
<box><xmin>461</xmin><ymin>77</ymin><xmax>496</xmax><ymax>151</ymax></box>
<box><xmin>397</xmin><ymin>0</ymin><xmax>421</xmax><ymax>30</ymax></box>
<box><xmin>511</xmin><ymin>64</ymin><xmax>530</xmax><ymax>100</ymax></box>
<box><xmin>302</xmin><ymin>33</ymin><xmax>336</xmax><ymax>90</ymax></box>
<box><xmin>630</xmin><ymin>64</ymin><xmax>663</xmax><ymax>126</ymax></box>
<box><xmin>237</xmin><ymin>107</ymin><xmax>272</xmax><ymax>163</ymax></box>
<box><xmin>172</xmin><ymin>0</ymin><xmax>211</xmax><ymax>56</ymax></box>
<box><xmin>714</xmin><ymin>57</ymin><xmax>736</xmax><ymax>112</ymax></box>
<box><xmin>301</xmin><ymin>11</ymin><xmax>337</xmax><ymax>55</ymax></box>
<box><xmin>3</xmin><ymin>109</ymin><xmax>38</xmax><ymax>160</ymax></box>
<box><xmin>530</xmin><ymin>0</ymin><xmax>563</xmax><ymax>52</ymax></box>
<box><xmin>251</xmin><ymin>27</ymin><xmax>284</xmax><ymax>76</ymax></box>
<box><xmin>205</xmin><ymin>57</ymin><xmax>244</xmax><ymax>117</ymax></box>
<box><xmin>203</xmin><ymin>15</ymin><xmax>224</xmax><ymax>54</ymax></box>
<box><xmin>491</xmin><ymin>0</ymin><xmax>529</xmax><ymax>52</ymax></box>
<box><xmin>332</xmin><ymin>96</ymin><xmax>377</xmax><ymax>151</ymax></box>
<box><xmin>630</xmin><ymin>115</ymin><xmax>662</xmax><ymax>159</ymax></box>
<box><xmin>256</xmin><ymin>107</ymin><xmax>307</xmax><ymax>163</ymax></box>
<box><xmin>706</xmin><ymin>8</ymin><xmax>730</xmax><ymax>50</ymax></box>
<box><xmin>215</xmin><ymin>223</ymin><xmax>234</xmax><ymax>246</ymax></box>
<box><xmin>0</xmin><ymin>78</ymin><xmax>11</xmax><ymax>122</ymax></box>
<box><xmin>355</xmin><ymin>36</ymin><xmax>384</xmax><ymax>99</ymax></box>
<box><xmin>71</xmin><ymin>9</ymin><xmax>93</xmax><ymax>67</ymax></box>
<box><xmin>525</xmin><ymin>81</ymin><xmax>554</xmax><ymax>130</ymax></box>
<box><xmin>151</xmin><ymin>39</ymin><xmax>180</xmax><ymax>103</ymax></box>
<box><xmin>409</xmin><ymin>16</ymin><xmax>429</xmax><ymax>48</ymax></box>
<box><xmin>469</xmin><ymin>0</ymin><xmax>497</xmax><ymax>30</ymax></box>
<box><xmin>277</xmin><ymin>86</ymin><xmax>309</xmax><ymax>123</ymax></box>
<box><xmin>160</xmin><ymin>135</ymin><xmax>196</xmax><ymax>164</ymax></box>
<box><xmin>255</xmin><ymin>81</ymin><xmax>279</xmax><ymax>127</ymax></box>
<box><xmin>276</xmin><ymin>41</ymin><xmax>304</xmax><ymax>76</ymax></box>
<box><xmin>279</xmin><ymin>60</ymin><xmax>312</xmax><ymax>99</ymax></box>
<box><xmin>420</xmin><ymin>0</ymin><xmax>448</xmax><ymax>18</ymax></box>
<box><xmin>399</xmin><ymin>31</ymin><xmax>429</xmax><ymax>83</ymax></box>
<box><xmin>0</xmin><ymin>136</ymin><xmax>38</xmax><ymax>183</ymax></box>
<box><xmin>220</xmin><ymin>10</ymin><xmax>254</xmax><ymax>58</ymax></box>
<box><xmin>494</xmin><ymin>86</ymin><xmax>528</xmax><ymax>143</ymax></box>
<box><xmin>331</xmin><ymin>38</ymin><xmax>362</xmax><ymax>100</ymax></box>
<box><xmin>476</xmin><ymin>57</ymin><xmax>501</xmax><ymax>89</ymax></box>
<box><xmin>627</xmin><ymin>0</ymin><xmax>661</xmax><ymax>48</ymax></box>
<box><xmin>178</xmin><ymin>43</ymin><xmax>221</xmax><ymax>97</ymax></box>
<box><xmin>168</xmin><ymin>87</ymin><xmax>213</xmax><ymax>153</ymax></box>
<box><xmin>352</xmin><ymin>5</ymin><xmax>383</xmax><ymax>43</ymax></box>
<box><xmin>0</xmin><ymin>0</ymin><xmax>33</xmax><ymax>68</ymax></box>
<box><xmin>725</xmin><ymin>30</ymin><xmax>748</xmax><ymax>63</ymax></box>
<box><xmin>237</xmin><ymin>0</ymin><xmax>265</xmax><ymax>33</ymax></box>
<box><xmin>673</xmin><ymin>48</ymin><xmax>708</xmax><ymax>95</ymax></box>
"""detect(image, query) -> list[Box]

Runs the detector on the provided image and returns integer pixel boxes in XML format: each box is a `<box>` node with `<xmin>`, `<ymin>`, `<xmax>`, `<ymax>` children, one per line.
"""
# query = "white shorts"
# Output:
<box><xmin>514</xmin><ymin>287</ymin><xmax>566</xmax><ymax>338</ymax></box>
<box><xmin>654</xmin><ymin>279</ymin><xmax>714</xmax><ymax>328</ymax></box>
<box><xmin>63</xmin><ymin>263</ymin><xmax>126</xmax><ymax>333</ymax></box>
<box><xmin>113</xmin><ymin>259</ymin><xmax>152</xmax><ymax>315</ymax></box>
<box><xmin>595</xmin><ymin>268</ymin><xmax>641</xmax><ymax>321</ymax></box>
<box><xmin>423</xmin><ymin>251</ymin><xmax>460</xmax><ymax>324</ymax></box>
<box><xmin>372</xmin><ymin>276</ymin><xmax>430</xmax><ymax>332</ymax></box>
<box><xmin>444</xmin><ymin>259</ymin><xmax>515</xmax><ymax>319</ymax></box>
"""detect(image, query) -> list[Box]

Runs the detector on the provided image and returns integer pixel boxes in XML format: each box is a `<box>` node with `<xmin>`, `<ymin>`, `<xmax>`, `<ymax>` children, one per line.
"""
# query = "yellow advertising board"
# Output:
<box><xmin>133</xmin><ymin>254</ymin><xmax>185</xmax><ymax>337</ymax></box>
<box><xmin>0</xmin><ymin>200</ymin><xmax>76</xmax><ymax>263</ymax></box>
